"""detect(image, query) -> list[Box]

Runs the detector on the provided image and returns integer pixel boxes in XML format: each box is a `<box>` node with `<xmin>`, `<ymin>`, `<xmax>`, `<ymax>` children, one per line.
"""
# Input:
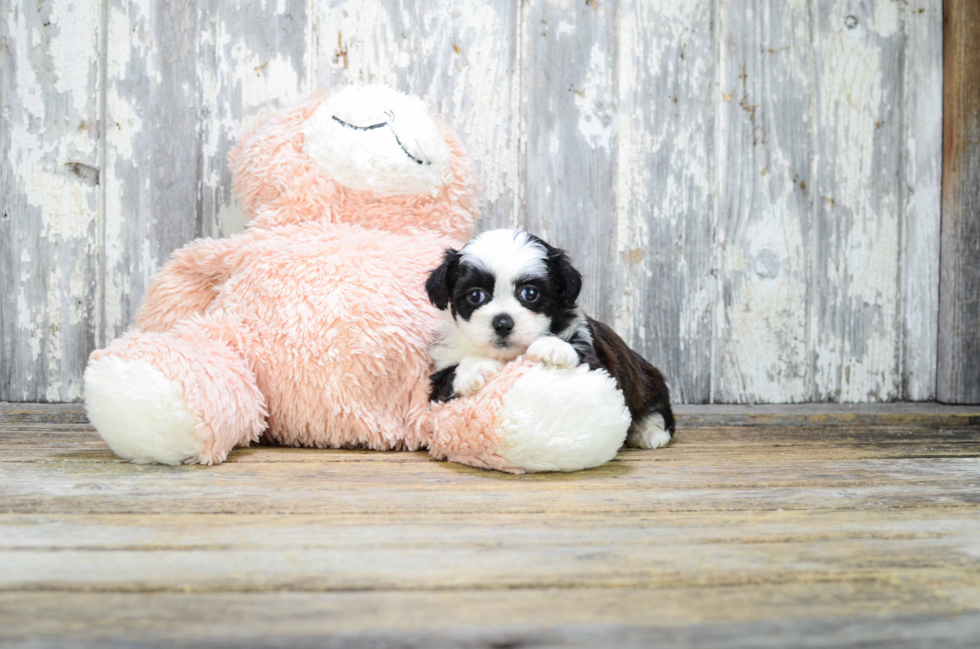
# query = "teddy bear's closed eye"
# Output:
<box><xmin>330</xmin><ymin>114</ymin><xmax>431</xmax><ymax>166</ymax></box>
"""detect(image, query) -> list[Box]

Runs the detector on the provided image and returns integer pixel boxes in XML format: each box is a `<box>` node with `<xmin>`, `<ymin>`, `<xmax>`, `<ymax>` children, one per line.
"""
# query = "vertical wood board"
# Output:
<box><xmin>0</xmin><ymin>0</ymin><xmax>102</xmax><ymax>401</ymax></box>
<box><xmin>902</xmin><ymin>0</ymin><xmax>942</xmax><ymax>400</ymax></box>
<box><xmin>714</xmin><ymin>0</ymin><xmax>813</xmax><ymax>403</ymax></box>
<box><xmin>522</xmin><ymin>0</ymin><xmax>618</xmax><ymax>331</ymax></box>
<box><xmin>938</xmin><ymin>0</ymin><xmax>980</xmax><ymax>403</ymax></box>
<box><xmin>811</xmin><ymin>0</ymin><xmax>904</xmax><ymax>402</ymax></box>
<box><xmin>613</xmin><ymin>0</ymin><xmax>715</xmax><ymax>403</ymax></box>
<box><xmin>198</xmin><ymin>0</ymin><xmax>312</xmax><ymax>240</ymax></box>
<box><xmin>101</xmin><ymin>0</ymin><xmax>206</xmax><ymax>342</ymax></box>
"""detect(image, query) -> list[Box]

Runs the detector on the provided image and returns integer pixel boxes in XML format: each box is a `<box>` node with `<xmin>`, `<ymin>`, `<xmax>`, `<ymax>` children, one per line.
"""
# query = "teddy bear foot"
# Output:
<box><xmin>429</xmin><ymin>359</ymin><xmax>631</xmax><ymax>474</ymax></box>
<box><xmin>85</xmin><ymin>317</ymin><xmax>268</xmax><ymax>465</ymax></box>
<box><xmin>85</xmin><ymin>355</ymin><xmax>205</xmax><ymax>465</ymax></box>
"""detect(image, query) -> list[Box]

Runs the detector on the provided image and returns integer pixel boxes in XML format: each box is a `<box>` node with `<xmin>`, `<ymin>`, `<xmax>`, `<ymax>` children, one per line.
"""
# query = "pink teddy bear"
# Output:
<box><xmin>84</xmin><ymin>85</ymin><xmax>630</xmax><ymax>473</ymax></box>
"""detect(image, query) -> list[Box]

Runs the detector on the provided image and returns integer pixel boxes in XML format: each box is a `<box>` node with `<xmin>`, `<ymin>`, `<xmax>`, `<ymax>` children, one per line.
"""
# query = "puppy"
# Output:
<box><xmin>425</xmin><ymin>229</ymin><xmax>675</xmax><ymax>449</ymax></box>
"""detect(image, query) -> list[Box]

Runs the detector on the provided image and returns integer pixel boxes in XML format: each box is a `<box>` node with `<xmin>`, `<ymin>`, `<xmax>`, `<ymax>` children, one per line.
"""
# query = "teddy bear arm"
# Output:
<box><xmin>428</xmin><ymin>359</ymin><xmax>632</xmax><ymax>474</ymax></box>
<box><xmin>136</xmin><ymin>236</ymin><xmax>242</xmax><ymax>333</ymax></box>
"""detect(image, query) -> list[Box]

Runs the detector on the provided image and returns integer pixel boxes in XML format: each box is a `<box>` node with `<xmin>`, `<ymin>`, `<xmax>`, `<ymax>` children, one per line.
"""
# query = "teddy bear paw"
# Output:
<box><xmin>526</xmin><ymin>336</ymin><xmax>580</xmax><ymax>369</ymax></box>
<box><xmin>85</xmin><ymin>355</ymin><xmax>205</xmax><ymax>465</ymax></box>
<box><xmin>452</xmin><ymin>357</ymin><xmax>505</xmax><ymax>397</ymax></box>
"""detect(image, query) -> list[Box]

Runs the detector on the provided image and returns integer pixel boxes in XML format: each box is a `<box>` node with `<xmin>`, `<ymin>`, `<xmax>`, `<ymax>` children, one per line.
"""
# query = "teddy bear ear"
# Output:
<box><xmin>425</xmin><ymin>248</ymin><xmax>462</xmax><ymax>311</ymax></box>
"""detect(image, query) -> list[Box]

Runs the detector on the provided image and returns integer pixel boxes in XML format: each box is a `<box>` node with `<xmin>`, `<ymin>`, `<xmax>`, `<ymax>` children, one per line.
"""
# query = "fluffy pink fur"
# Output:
<box><xmin>428</xmin><ymin>359</ymin><xmax>535</xmax><ymax>474</ymax></box>
<box><xmin>90</xmin><ymin>313</ymin><xmax>267</xmax><ymax>464</ymax></box>
<box><xmin>230</xmin><ymin>92</ymin><xmax>478</xmax><ymax>239</ymax></box>
<box><xmin>87</xmin><ymin>88</ymin><xmax>523</xmax><ymax>466</ymax></box>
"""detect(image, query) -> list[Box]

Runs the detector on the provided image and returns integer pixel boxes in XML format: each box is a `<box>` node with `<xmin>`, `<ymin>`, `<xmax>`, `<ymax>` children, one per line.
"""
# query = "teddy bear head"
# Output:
<box><xmin>230</xmin><ymin>85</ymin><xmax>481</xmax><ymax>241</ymax></box>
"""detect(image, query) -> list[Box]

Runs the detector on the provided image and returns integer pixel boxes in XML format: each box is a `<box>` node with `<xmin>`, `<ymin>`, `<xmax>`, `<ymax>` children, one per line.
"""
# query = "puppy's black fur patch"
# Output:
<box><xmin>428</xmin><ymin>365</ymin><xmax>457</xmax><ymax>403</ymax></box>
<box><xmin>579</xmin><ymin>317</ymin><xmax>675</xmax><ymax>438</ymax></box>
<box><xmin>424</xmin><ymin>248</ymin><xmax>462</xmax><ymax>311</ymax></box>
<box><xmin>521</xmin><ymin>235</ymin><xmax>583</xmax><ymax>336</ymax></box>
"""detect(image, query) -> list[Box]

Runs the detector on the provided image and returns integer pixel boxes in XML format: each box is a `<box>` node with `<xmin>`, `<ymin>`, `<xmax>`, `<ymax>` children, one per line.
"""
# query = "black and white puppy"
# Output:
<box><xmin>425</xmin><ymin>229</ymin><xmax>675</xmax><ymax>449</ymax></box>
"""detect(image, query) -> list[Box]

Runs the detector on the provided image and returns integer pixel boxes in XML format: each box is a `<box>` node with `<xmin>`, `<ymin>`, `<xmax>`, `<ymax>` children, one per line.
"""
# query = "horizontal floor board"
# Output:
<box><xmin>6</xmin><ymin>402</ymin><xmax>980</xmax><ymax>427</ymax></box>
<box><xmin>1</xmin><ymin>591</ymin><xmax>978</xmax><ymax>648</ymax></box>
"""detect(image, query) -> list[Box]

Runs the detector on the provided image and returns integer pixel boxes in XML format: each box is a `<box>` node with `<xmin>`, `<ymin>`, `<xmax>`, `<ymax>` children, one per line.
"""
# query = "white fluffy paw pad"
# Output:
<box><xmin>452</xmin><ymin>357</ymin><xmax>504</xmax><ymax>397</ymax></box>
<box><xmin>627</xmin><ymin>413</ymin><xmax>673</xmax><ymax>450</ymax></box>
<box><xmin>526</xmin><ymin>336</ymin><xmax>580</xmax><ymax>369</ymax></box>
<box><xmin>84</xmin><ymin>356</ymin><xmax>204</xmax><ymax>465</ymax></box>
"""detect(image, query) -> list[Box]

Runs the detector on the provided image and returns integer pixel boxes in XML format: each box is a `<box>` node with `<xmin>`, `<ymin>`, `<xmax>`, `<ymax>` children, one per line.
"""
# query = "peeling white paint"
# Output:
<box><xmin>47</xmin><ymin>0</ymin><xmax>101</xmax><ymax>115</ymax></box>
<box><xmin>713</xmin><ymin>0</ymin><xmax>812</xmax><ymax>403</ymax></box>
<box><xmin>2</xmin><ymin>0</ymin><xmax>101</xmax><ymax>401</ymax></box>
<box><xmin>1</xmin><ymin>0</ymin><xmax>944</xmax><ymax>404</ymax></box>
<box><xmin>901</xmin><ymin>0</ymin><xmax>942</xmax><ymax>400</ymax></box>
<box><xmin>812</xmin><ymin>0</ymin><xmax>903</xmax><ymax>402</ymax></box>
<box><xmin>573</xmin><ymin>42</ymin><xmax>615</xmax><ymax>152</ymax></box>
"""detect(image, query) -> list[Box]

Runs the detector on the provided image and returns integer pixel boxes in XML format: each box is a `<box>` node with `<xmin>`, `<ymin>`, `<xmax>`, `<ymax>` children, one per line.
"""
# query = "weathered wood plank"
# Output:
<box><xmin>198</xmin><ymin>1</ymin><xmax>311</xmax><ymax>238</ymax></box>
<box><xmin>101</xmin><ymin>0</ymin><xmax>205</xmax><ymax>342</ymax></box>
<box><xmin>938</xmin><ymin>0</ymin><xmax>980</xmax><ymax>404</ymax></box>
<box><xmin>0</xmin><ymin>0</ymin><xmax>103</xmax><ymax>402</ymax></box>
<box><xmin>902</xmin><ymin>0</ymin><xmax>943</xmax><ymax>400</ymax></box>
<box><xmin>3</xmin><ymin>437</ymin><xmax>979</xmax><ymax>515</ymax></box>
<box><xmin>811</xmin><ymin>2</ymin><xmax>905</xmax><ymax>402</ymax></box>
<box><xmin>0</xmin><ymin>1</ymin><xmax>955</xmax><ymax>404</ymax></box>
<box><xmin>8</xmin><ymin>536</ymin><xmax>973</xmax><ymax>593</ymax></box>
<box><xmin>2</xmin><ymin>509</ymin><xmax>978</xmax><ymax>593</ymax></box>
<box><xmin>522</xmin><ymin>0</ymin><xmax>618</xmax><ymax>324</ymax></box>
<box><xmin>714</xmin><ymin>0</ymin><xmax>812</xmax><ymax>402</ymax></box>
<box><xmin>612</xmin><ymin>0</ymin><xmax>715</xmax><ymax>404</ymax></box>
<box><xmin>312</xmin><ymin>0</ymin><xmax>521</xmax><ymax>231</ymax></box>
<box><xmin>1</xmin><ymin>592</ymin><xmax>978</xmax><ymax>649</ymax></box>
<box><xmin>4</xmin><ymin>509</ymin><xmax>977</xmax><ymax>550</ymax></box>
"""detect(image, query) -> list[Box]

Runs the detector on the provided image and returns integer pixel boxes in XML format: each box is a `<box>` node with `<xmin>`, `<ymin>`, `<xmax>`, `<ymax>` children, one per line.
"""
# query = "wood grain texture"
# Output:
<box><xmin>902</xmin><ymin>0</ymin><xmax>943</xmax><ymax>400</ymax></box>
<box><xmin>811</xmin><ymin>1</ymin><xmax>904</xmax><ymax>402</ymax></box>
<box><xmin>715</xmin><ymin>0</ymin><xmax>812</xmax><ymax>403</ymax></box>
<box><xmin>1</xmin><ymin>405</ymin><xmax>979</xmax><ymax>646</ymax></box>
<box><xmin>523</xmin><ymin>0</ymin><xmax>618</xmax><ymax>327</ymax></box>
<box><xmin>613</xmin><ymin>0</ymin><xmax>715</xmax><ymax>404</ymax></box>
<box><xmin>0</xmin><ymin>0</ymin><xmax>102</xmax><ymax>402</ymax></box>
<box><xmin>101</xmin><ymin>0</ymin><xmax>203</xmax><ymax>343</ymax></box>
<box><xmin>1</xmin><ymin>593</ymin><xmax>979</xmax><ymax>648</ymax></box>
<box><xmin>312</xmin><ymin>0</ymin><xmax>521</xmax><ymax>231</ymax></box>
<box><xmin>198</xmin><ymin>1</ymin><xmax>311</xmax><ymax>239</ymax></box>
<box><xmin>938</xmin><ymin>0</ymin><xmax>980</xmax><ymax>404</ymax></box>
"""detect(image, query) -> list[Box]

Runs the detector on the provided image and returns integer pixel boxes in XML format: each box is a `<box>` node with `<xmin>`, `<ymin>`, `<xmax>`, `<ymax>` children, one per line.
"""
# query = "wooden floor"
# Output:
<box><xmin>2</xmin><ymin>403</ymin><xmax>980</xmax><ymax>648</ymax></box>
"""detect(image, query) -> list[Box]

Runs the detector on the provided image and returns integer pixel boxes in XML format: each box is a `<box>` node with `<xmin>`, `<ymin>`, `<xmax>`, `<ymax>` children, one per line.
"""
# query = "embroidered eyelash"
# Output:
<box><xmin>331</xmin><ymin>115</ymin><xmax>431</xmax><ymax>166</ymax></box>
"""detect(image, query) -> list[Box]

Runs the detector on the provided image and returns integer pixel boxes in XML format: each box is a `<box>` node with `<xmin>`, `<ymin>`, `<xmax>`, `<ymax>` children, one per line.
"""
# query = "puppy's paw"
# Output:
<box><xmin>627</xmin><ymin>413</ymin><xmax>673</xmax><ymax>449</ymax></box>
<box><xmin>453</xmin><ymin>357</ymin><xmax>504</xmax><ymax>397</ymax></box>
<box><xmin>526</xmin><ymin>336</ymin><xmax>580</xmax><ymax>369</ymax></box>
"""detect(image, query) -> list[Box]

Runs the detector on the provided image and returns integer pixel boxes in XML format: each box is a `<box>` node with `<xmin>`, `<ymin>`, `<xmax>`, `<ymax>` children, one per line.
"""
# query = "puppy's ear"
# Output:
<box><xmin>425</xmin><ymin>248</ymin><xmax>461</xmax><ymax>310</ymax></box>
<box><xmin>526</xmin><ymin>233</ymin><xmax>583</xmax><ymax>307</ymax></box>
<box><xmin>547</xmin><ymin>247</ymin><xmax>583</xmax><ymax>307</ymax></box>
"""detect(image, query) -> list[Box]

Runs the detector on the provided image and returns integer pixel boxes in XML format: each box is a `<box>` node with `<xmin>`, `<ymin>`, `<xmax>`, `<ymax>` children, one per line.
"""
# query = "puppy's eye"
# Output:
<box><xmin>467</xmin><ymin>289</ymin><xmax>487</xmax><ymax>305</ymax></box>
<box><xmin>520</xmin><ymin>287</ymin><xmax>540</xmax><ymax>303</ymax></box>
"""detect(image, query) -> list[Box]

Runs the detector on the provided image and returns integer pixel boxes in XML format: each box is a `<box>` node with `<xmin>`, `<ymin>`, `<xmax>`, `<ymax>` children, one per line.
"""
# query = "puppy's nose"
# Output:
<box><xmin>492</xmin><ymin>314</ymin><xmax>514</xmax><ymax>337</ymax></box>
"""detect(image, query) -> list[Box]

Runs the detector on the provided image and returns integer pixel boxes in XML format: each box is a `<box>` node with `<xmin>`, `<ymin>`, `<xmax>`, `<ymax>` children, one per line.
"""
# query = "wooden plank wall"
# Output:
<box><xmin>938</xmin><ymin>0</ymin><xmax>980</xmax><ymax>404</ymax></box>
<box><xmin>0</xmin><ymin>0</ymin><xmax>950</xmax><ymax>404</ymax></box>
